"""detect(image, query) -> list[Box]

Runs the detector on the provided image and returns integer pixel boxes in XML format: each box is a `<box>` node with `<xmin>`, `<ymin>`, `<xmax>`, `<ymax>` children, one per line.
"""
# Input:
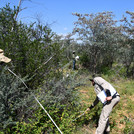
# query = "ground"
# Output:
<box><xmin>68</xmin><ymin>70</ymin><xmax>134</xmax><ymax>134</ymax></box>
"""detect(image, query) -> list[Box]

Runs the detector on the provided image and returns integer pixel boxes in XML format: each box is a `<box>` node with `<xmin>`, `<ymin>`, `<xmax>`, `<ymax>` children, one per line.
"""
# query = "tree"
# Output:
<box><xmin>72</xmin><ymin>12</ymin><xmax>121</xmax><ymax>73</ymax></box>
<box><xmin>119</xmin><ymin>11</ymin><xmax>134</xmax><ymax>77</ymax></box>
<box><xmin>0</xmin><ymin>4</ymin><xmax>65</xmax><ymax>89</ymax></box>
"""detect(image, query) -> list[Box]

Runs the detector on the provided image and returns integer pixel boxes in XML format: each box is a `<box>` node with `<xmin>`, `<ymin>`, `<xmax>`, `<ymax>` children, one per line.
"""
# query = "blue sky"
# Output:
<box><xmin>0</xmin><ymin>0</ymin><xmax>134</xmax><ymax>35</ymax></box>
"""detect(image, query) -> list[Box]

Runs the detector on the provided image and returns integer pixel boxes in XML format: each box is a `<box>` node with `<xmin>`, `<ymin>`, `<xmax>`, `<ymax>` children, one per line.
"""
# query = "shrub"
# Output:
<box><xmin>0</xmin><ymin>67</ymin><xmax>32</xmax><ymax>133</ymax></box>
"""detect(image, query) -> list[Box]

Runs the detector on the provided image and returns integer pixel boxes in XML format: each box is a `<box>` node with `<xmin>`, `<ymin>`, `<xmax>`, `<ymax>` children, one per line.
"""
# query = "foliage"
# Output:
<box><xmin>119</xmin><ymin>11</ymin><xmax>134</xmax><ymax>77</ymax></box>
<box><xmin>0</xmin><ymin>67</ymin><xmax>33</xmax><ymax>133</ymax></box>
<box><xmin>0</xmin><ymin>4</ymin><xmax>64</xmax><ymax>90</ymax></box>
<box><xmin>12</xmin><ymin>72</ymin><xmax>82</xmax><ymax>134</ymax></box>
<box><xmin>0</xmin><ymin>3</ymin><xmax>134</xmax><ymax>134</ymax></box>
<box><xmin>14</xmin><ymin>106</ymin><xmax>80</xmax><ymax>134</ymax></box>
<box><xmin>72</xmin><ymin>12</ymin><xmax>122</xmax><ymax>73</ymax></box>
<box><xmin>72</xmin><ymin>11</ymin><xmax>134</xmax><ymax>77</ymax></box>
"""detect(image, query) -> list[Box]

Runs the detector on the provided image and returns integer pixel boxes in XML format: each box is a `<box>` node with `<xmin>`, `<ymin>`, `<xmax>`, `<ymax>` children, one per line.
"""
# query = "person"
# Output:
<box><xmin>72</xmin><ymin>51</ymin><xmax>76</xmax><ymax>70</ymax></box>
<box><xmin>0</xmin><ymin>48</ymin><xmax>11</xmax><ymax>65</ymax></box>
<box><xmin>86</xmin><ymin>76</ymin><xmax>120</xmax><ymax>134</ymax></box>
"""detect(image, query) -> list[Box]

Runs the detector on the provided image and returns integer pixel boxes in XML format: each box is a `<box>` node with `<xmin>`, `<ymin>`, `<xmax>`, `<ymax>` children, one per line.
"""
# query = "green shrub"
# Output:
<box><xmin>14</xmin><ymin>104</ymin><xmax>82</xmax><ymax>134</ymax></box>
<box><xmin>0</xmin><ymin>67</ymin><xmax>32</xmax><ymax>133</ymax></box>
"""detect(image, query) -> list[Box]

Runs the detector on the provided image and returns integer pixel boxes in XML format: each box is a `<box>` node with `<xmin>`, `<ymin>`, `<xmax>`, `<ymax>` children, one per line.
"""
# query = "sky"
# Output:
<box><xmin>0</xmin><ymin>0</ymin><xmax>134</xmax><ymax>35</ymax></box>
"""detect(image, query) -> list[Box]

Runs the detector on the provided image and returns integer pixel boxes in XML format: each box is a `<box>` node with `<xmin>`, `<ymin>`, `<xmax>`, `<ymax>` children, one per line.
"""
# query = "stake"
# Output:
<box><xmin>73</xmin><ymin>111</ymin><xmax>86</xmax><ymax>121</ymax></box>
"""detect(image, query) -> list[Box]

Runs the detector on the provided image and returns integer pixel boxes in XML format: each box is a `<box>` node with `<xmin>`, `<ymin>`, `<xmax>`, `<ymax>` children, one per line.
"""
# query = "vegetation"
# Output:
<box><xmin>0</xmin><ymin>3</ymin><xmax>134</xmax><ymax>134</ymax></box>
<box><xmin>73</xmin><ymin>72</ymin><xmax>134</xmax><ymax>134</ymax></box>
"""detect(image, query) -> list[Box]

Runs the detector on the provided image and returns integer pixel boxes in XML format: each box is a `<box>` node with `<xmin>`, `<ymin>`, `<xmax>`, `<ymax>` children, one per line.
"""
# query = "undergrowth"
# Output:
<box><xmin>72</xmin><ymin>69</ymin><xmax>134</xmax><ymax>134</ymax></box>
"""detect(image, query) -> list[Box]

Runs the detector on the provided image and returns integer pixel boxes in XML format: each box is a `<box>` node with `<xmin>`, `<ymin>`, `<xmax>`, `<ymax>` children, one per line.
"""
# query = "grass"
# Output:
<box><xmin>66</xmin><ymin>70</ymin><xmax>134</xmax><ymax>134</ymax></box>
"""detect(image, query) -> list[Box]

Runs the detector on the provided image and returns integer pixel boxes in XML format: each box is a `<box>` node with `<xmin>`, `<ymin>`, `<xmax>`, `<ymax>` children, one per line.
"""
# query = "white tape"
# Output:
<box><xmin>8</xmin><ymin>68</ymin><xmax>63</xmax><ymax>134</ymax></box>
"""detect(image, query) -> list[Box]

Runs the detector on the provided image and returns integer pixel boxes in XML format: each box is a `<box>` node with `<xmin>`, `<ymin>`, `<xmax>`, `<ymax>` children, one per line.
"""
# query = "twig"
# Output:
<box><xmin>33</xmin><ymin>55</ymin><xmax>54</xmax><ymax>73</ymax></box>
